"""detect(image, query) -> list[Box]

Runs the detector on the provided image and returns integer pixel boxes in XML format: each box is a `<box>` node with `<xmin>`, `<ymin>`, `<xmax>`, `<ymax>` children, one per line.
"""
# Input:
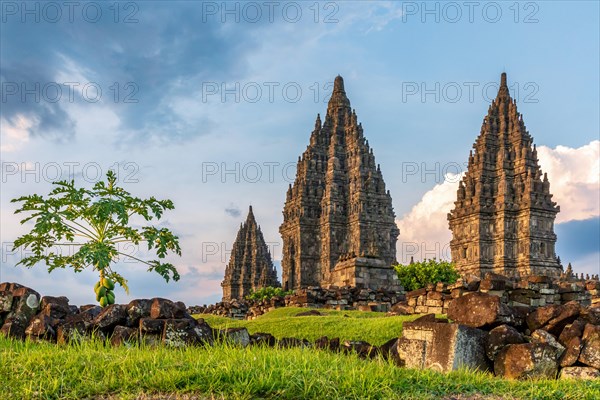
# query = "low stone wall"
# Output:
<box><xmin>190</xmin><ymin>286</ymin><xmax>405</xmax><ymax>319</ymax></box>
<box><xmin>395</xmin><ymin>291</ymin><xmax>600</xmax><ymax>380</ymax></box>
<box><xmin>0</xmin><ymin>282</ymin><xmax>213</xmax><ymax>346</ymax></box>
<box><xmin>388</xmin><ymin>273</ymin><xmax>600</xmax><ymax>317</ymax></box>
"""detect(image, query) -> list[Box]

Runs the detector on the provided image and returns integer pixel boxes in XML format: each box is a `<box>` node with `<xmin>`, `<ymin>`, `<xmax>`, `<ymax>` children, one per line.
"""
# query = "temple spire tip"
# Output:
<box><xmin>333</xmin><ymin>75</ymin><xmax>345</xmax><ymax>92</ymax></box>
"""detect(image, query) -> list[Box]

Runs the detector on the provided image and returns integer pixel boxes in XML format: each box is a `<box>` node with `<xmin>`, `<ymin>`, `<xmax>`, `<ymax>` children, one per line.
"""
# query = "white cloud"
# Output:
<box><xmin>396</xmin><ymin>140</ymin><xmax>600</xmax><ymax>263</ymax></box>
<box><xmin>537</xmin><ymin>140</ymin><xmax>600</xmax><ymax>223</ymax></box>
<box><xmin>396</xmin><ymin>173</ymin><xmax>459</xmax><ymax>263</ymax></box>
<box><xmin>0</xmin><ymin>115</ymin><xmax>33</xmax><ymax>153</ymax></box>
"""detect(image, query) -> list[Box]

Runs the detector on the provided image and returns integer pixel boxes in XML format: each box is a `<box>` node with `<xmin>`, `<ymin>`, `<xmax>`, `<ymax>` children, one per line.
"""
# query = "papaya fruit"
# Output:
<box><xmin>94</xmin><ymin>281</ymin><xmax>102</xmax><ymax>292</ymax></box>
<box><xmin>106</xmin><ymin>291</ymin><xmax>115</xmax><ymax>305</ymax></box>
<box><xmin>96</xmin><ymin>286</ymin><xmax>106</xmax><ymax>298</ymax></box>
<box><xmin>99</xmin><ymin>296</ymin><xmax>108</xmax><ymax>307</ymax></box>
<box><xmin>101</xmin><ymin>278</ymin><xmax>115</xmax><ymax>290</ymax></box>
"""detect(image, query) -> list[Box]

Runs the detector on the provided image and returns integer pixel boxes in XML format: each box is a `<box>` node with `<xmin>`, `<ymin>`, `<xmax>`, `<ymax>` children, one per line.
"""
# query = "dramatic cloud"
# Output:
<box><xmin>396</xmin><ymin>173</ymin><xmax>460</xmax><ymax>263</ymax></box>
<box><xmin>396</xmin><ymin>141</ymin><xmax>600</xmax><ymax>269</ymax></box>
<box><xmin>537</xmin><ymin>140</ymin><xmax>600</xmax><ymax>223</ymax></box>
<box><xmin>1</xmin><ymin>3</ymin><xmax>263</xmax><ymax>143</ymax></box>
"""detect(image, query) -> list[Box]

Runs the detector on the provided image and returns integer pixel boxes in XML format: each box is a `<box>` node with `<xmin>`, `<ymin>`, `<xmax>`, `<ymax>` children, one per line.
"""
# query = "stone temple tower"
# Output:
<box><xmin>221</xmin><ymin>206</ymin><xmax>280</xmax><ymax>301</ymax></box>
<box><xmin>280</xmin><ymin>76</ymin><xmax>400</xmax><ymax>291</ymax></box>
<box><xmin>448</xmin><ymin>73</ymin><xmax>562</xmax><ymax>279</ymax></box>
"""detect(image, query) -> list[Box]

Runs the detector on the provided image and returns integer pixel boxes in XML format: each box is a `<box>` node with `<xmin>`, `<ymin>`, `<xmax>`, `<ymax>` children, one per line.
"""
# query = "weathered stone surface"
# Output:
<box><xmin>139</xmin><ymin>317</ymin><xmax>165</xmax><ymax>334</ymax></box>
<box><xmin>447</xmin><ymin>292</ymin><xmax>518</xmax><ymax>328</ymax></box>
<box><xmin>111</xmin><ymin>325</ymin><xmax>138</xmax><ymax>346</ymax></box>
<box><xmin>494</xmin><ymin>343</ymin><xmax>560</xmax><ymax>380</ymax></box>
<box><xmin>578</xmin><ymin>323</ymin><xmax>600</xmax><ymax>369</ymax></box>
<box><xmin>378</xmin><ymin>338</ymin><xmax>401</xmax><ymax>366</ymax></box>
<box><xmin>56</xmin><ymin>311</ymin><xmax>96</xmax><ymax>344</ymax></box>
<box><xmin>221</xmin><ymin>327</ymin><xmax>250</xmax><ymax>347</ymax></box>
<box><xmin>486</xmin><ymin>324</ymin><xmax>524</xmax><ymax>361</ymax></box>
<box><xmin>0</xmin><ymin>291</ymin><xmax>14</xmax><ymax>312</ymax></box>
<box><xmin>387</xmin><ymin>302</ymin><xmax>413</xmax><ymax>316</ymax></box>
<box><xmin>448</xmin><ymin>73</ymin><xmax>562</xmax><ymax>279</ymax></box>
<box><xmin>559</xmin><ymin>366</ymin><xmax>600</xmax><ymax>380</ymax></box>
<box><xmin>25</xmin><ymin>314</ymin><xmax>59</xmax><ymax>339</ymax></box>
<box><xmin>0</xmin><ymin>287</ymin><xmax>41</xmax><ymax>339</ymax></box>
<box><xmin>40</xmin><ymin>296</ymin><xmax>69</xmax><ymax>310</ymax></box>
<box><xmin>314</xmin><ymin>336</ymin><xmax>340</xmax><ymax>352</ymax></box>
<box><xmin>222</xmin><ymin>206</ymin><xmax>280</xmax><ymax>301</ymax></box>
<box><xmin>150</xmin><ymin>298</ymin><xmax>186</xmax><ymax>319</ymax></box>
<box><xmin>162</xmin><ymin>319</ymin><xmax>205</xmax><ymax>347</ymax></box>
<box><xmin>0</xmin><ymin>314</ymin><xmax>31</xmax><ymax>339</ymax></box>
<box><xmin>526</xmin><ymin>304</ymin><xmax>562</xmax><ymax>332</ymax></box>
<box><xmin>280</xmin><ymin>76</ymin><xmax>399</xmax><ymax>291</ymax></box>
<box><xmin>343</xmin><ymin>340</ymin><xmax>377</xmax><ymax>358</ymax></box>
<box><xmin>408</xmin><ymin>313</ymin><xmax>429</xmax><ymax>323</ymax></box>
<box><xmin>544</xmin><ymin>302</ymin><xmax>581</xmax><ymax>336</ymax></box>
<box><xmin>560</xmin><ymin>337</ymin><xmax>582</xmax><ymax>367</ymax></box>
<box><xmin>80</xmin><ymin>304</ymin><xmax>100</xmax><ymax>313</ymax></box>
<box><xmin>397</xmin><ymin>336</ymin><xmax>427</xmax><ymax>369</ymax></box>
<box><xmin>398</xmin><ymin>321</ymin><xmax>489</xmax><ymax>373</ymax></box>
<box><xmin>125</xmin><ymin>299</ymin><xmax>152</xmax><ymax>327</ymax></box>
<box><xmin>480</xmin><ymin>273</ymin><xmax>513</xmax><ymax>291</ymax></box>
<box><xmin>580</xmin><ymin>306</ymin><xmax>600</xmax><ymax>325</ymax></box>
<box><xmin>41</xmin><ymin>302</ymin><xmax>72</xmax><ymax>320</ymax></box>
<box><xmin>558</xmin><ymin>320</ymin><xmax>585</xmax><ymax>346</ymax></box>
<box><xmin>249</xmin><ymin>332</ymin><xmax>276</xmax><ymax>347</ymax></box>
<box><xmin>93</xmin><ymin>304</ymin><xmax>127</xmax><ymax>330</ymax></box>
<box><xmin>530</xmin><ymin>330</ymin><xmax>565</xmax><ymax>358</ymax></box>
<box><xmin>193</xmin><ymin>318</ymin><xmax>214</xmax><ymax>345</ymax></box>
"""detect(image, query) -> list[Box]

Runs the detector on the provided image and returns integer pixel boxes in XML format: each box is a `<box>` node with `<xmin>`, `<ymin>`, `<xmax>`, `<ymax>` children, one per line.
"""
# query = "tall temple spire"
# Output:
<box><xmin>327</xmin><ymin>75</ymin><xmax>351</xmax><ymax>113</ymax></box>
<box><xmin>496</xmin><ymin>72</ymin><xmax>510</xmax><ymax>101</ymax></box>
<box><xmin>221</xmin><ymin>206</ymin><xmax>280</xmax><ymax>301</ymax></box>
<box><xmin>280</xmin><ymin>76</ymin><xmax>400</xmax><ymax>291</ymax></box>
<box><xmin>448</xmin><ymin>72</ymin><xmax>561</xmax><ymax>279</ymax></box>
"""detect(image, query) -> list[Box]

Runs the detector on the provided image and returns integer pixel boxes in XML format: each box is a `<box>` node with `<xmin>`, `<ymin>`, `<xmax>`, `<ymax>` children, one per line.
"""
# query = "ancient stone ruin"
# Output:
<box><xmin>0</xmin><ymin>282</ymin><xmax>213</xmax><ymax>347</ymax></box>
<box><xmin>280</xmin><ymin>75</ymin><xmax>400</xmax><ymax>291</ymax></box>
<box><xmin>448</xmin><ymin>73</ymin><xmax>562</xmax><ymax>279</ymax></box>
<box><xmin>395</xmin><ymin>294</ymin><xmax>600</xmax><ymax>380</ymax></box>
<box><xmin>3</xmin><ymin>281</ymin><xmax>599</xmax><ymax>381</ymax></box>
<box><xmin>221</xmin><ymin>206</ymin><xmax>280</xmax><ymax>301</ymax></box>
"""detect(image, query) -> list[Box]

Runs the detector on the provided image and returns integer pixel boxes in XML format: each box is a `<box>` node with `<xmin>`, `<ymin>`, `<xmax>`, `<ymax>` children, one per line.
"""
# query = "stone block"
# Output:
<box><xmin>221</xmin><ymin>327</ymin><xmax>250</xmax><ymax>347</ymax></box>
<box><xmin>560</xmin><ymin>337</ymin><xmax>582</xmax><ymax>367</ymax></box>
<box><xmin>398</xmin><ymin>321</ymin><xmax>489</xmax><ymax>373</ymax></box>
<box><xmin>559</xmin><ymin>366</ymin><xmax>600</xmax><ymax>380</ymax></box>
<box><xmin>111</xmin><ymin>325</ymin><xmax>138</xmax><ymax>346</ymax></box>
<box><xmin>486</xmin><ymin>324</ymin><xmax>524</xmax><ymax>361</ymax></box>
<box><xmin>150</xmin><ymin>298</ymin><xmax>186</xmax><ymax>319</ymax></box>
<box><xmin>448</xmin><ymin>292</ymin><xmax>520</xmax><ymax>328</ymax></box>
<box><xmin>494</xmin><ymin>343</ymin><xmax>560</xmax><ymax>380</ymax></box>
<box><xmin>578</xmin><ymin>323</ymin><xmax>600</xmax><ymax>369</ymax></box>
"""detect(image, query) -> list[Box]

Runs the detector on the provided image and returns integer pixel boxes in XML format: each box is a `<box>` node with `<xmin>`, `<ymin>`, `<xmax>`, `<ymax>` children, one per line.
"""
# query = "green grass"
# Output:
<box><xmin>2</xmin><ymin>337</ymin><xmax>599</xmax><ymax>400</ymax></box>
<box><xmin>198</xmin><ymin>307</ymin><xmax>424</xmax><ymax>345</ymax></box>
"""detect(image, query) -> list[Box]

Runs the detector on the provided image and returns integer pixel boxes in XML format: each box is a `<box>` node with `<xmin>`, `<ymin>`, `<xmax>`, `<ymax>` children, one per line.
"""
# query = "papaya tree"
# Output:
<box><xmin>11</xmin><ymin>170</ymin><xmax>181</xmax><ymax>306</ymax></box>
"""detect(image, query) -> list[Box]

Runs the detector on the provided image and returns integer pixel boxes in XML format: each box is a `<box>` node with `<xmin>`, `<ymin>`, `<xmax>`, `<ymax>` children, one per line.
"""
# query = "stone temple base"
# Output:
<box><xmin>326</xmin><ymin>257</ymin><xmax>402</xmax><ymax>291</ymax></box>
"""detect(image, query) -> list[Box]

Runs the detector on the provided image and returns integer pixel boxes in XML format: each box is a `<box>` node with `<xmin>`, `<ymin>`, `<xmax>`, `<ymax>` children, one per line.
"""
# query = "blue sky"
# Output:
<box><xmin>1</xmin><ymin>1</ymin><xmax>598</xmax><ymax>305</ymax></box>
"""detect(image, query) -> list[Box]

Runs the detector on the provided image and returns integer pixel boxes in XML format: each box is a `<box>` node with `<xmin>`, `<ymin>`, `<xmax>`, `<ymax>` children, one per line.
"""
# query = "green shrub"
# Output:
<box><xmin>245</xmin><ymin>286</ymin><xmax>292</xmax><ymax>301</ymax></box>
<box><xmin>394</xmin><ymin>259</ymin><xmax>459</xmax><ymax>291</ymax></box>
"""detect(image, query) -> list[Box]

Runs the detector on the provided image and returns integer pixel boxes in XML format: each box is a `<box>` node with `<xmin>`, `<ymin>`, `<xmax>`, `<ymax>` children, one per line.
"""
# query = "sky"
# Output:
<box><xmin>1</xmin><ymin>1</ymin><xmax>599</xmax><ymax>306</ymax></box>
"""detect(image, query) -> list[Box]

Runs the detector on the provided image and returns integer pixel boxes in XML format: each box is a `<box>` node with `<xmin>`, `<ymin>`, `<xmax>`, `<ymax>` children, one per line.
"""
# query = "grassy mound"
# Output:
<box><xmin>197</xmin><ymin>307</ymin><xmax>423</xmax><ymax>345</ymax></box>
<box><xmin>2</xmin><ymin>337</ymin><xmax>598</xmax><ymax>400</ymax></box>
